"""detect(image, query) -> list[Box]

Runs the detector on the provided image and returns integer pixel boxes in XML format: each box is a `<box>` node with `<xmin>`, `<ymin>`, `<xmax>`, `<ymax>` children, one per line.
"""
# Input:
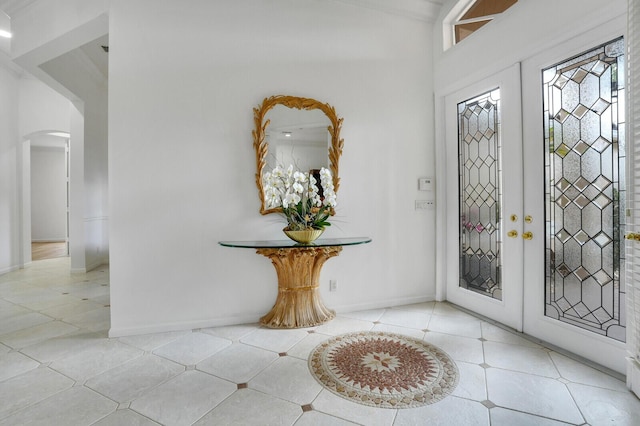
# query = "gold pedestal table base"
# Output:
<box><xmin>256</xmin><ymin>246</ymin><xmax>341</xmax><ymax>328</ymax></box>
<box><xmin>218</xmin><ymin>237</ymin><xmax>372</xmax><ymax>329</ymax></box>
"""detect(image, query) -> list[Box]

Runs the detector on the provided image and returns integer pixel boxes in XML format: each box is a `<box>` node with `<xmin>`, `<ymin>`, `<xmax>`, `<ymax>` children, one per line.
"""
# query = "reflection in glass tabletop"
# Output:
<box><xmin>218</xmin><ymin>237</ymin><xmax>372</xmax><ymax>249</ymax></box>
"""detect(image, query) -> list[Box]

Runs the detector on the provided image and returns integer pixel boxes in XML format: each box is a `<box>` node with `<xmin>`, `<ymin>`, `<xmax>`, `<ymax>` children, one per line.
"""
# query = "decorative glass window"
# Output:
<box><xmin>458</xmin><ymin>89</ymin><xmax>503</xmax><ymax>300</ymax></box>
<box><xmin>543</xmin><ymin>37</ymin><xmax>626</xmax><ymax>342</ymax></box>
<box><xmin>453</xmin><ymin>0</ymin><xmax>518</xmax><ymax>44</ymax></box>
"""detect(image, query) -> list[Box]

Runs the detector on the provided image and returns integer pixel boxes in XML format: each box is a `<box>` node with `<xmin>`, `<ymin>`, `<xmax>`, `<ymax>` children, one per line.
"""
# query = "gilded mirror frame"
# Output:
<box><xmin>253</xmin><ymin>95</ymin><xmax>344</xmax><ymax>214</ymax></box>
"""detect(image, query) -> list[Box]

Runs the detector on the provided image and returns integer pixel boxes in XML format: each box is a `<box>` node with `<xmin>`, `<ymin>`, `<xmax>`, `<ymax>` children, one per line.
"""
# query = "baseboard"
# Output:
<box><xmin>70</xmin><ymin>257</ymin><xmax>109</xmax><ymax>274</ymax></box>
<box><xmin>31</xmin><ymin>239</ymin><xmax>66</xmax><ymax>243</ymax></box>
<box><xmin>0</xmin><ymin>264</ymin><xmax>21</xmax><ymax>276</ymax></box>
<box><xmin>109</xmin><ymin>313</ymin><xmax>262</xmax><ymax>338</ymax></box>
<box><xmin>86</xmin><ymin>258</ymin><xmax>109</xmax><ymax>272</ymax></box>
<box><xmin>108</xmin><ymin>295</ymin><xmax>436</xmax><ymax>338</ymax></box>
<box><xmin>332</xmin><ymin>294</ymin><xmax>436</xmax><ymax>314</ymax></box>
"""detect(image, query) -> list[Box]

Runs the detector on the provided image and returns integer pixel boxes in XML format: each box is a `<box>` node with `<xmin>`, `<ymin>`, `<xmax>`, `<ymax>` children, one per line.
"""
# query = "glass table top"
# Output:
<box><xmin>219</xmin><ymin>237</ymin><xmax>372</xmax><ymax>249</ymax></box>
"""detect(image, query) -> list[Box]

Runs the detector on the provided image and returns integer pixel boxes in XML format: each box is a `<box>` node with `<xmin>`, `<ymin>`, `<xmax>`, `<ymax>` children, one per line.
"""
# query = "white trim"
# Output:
<box><xmin>441</xmin><ymin>0</ymin><xmax>475</xmax><ymax>50</ymax></box>
<box><xmin>109</xmin><ymin>313</ymin><xmax>265</xmax><ymax>338</ymax></box>
<box><xmin>108</xmin><ymin>295</ymin><xmax>436</xmax><ymax>338</ymax></box>
<box><xmin>456</xmin><ymin>14</ymin><xmax>499</xmax><ymax>26</ymax></box>
<box><xmin>333</xmin><ymin>295</ymin><xmax>435</xmax><ymax>314</ymax></box>
<box><xmin>626</xmin><ymin>0</ymin><xmax>640</xmax><ymax>394</ymax></box>
<box><xmin>434</xmin><ymin>92</ymin><xmax>447</xmax><ymax>302</ymax></box>
<box><xmin>23</xmin><ymin>129</ymin><xmax>70</xmax><ymax>141</ymax></box>
<box><xmin>85</xmin><ymin>258</ymin><xmax>108</xmax><ymax>272</ymax></box>
<box><xmin>0</xmin><ymin>264</ymin><xmax>21</xmax><ymax>275</ymax></box>
<box><xmin>0</xmin><ymin>50</ymin><xmax>23</xmax><ymax>76</ymax></box>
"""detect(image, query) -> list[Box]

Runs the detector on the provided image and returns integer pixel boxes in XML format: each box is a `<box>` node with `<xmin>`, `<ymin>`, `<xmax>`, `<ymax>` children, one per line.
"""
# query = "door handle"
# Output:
<box><xmin>626</xmin><ymin>233</ymin><xmax>640</xmax><ymax>241</ymax></box>
<box><xmin>507</xmin><ymin>230</ymin><xmax>518</xmax><ymax>238</ymax></box>
<box><xmin>522</xmin><ymin>231</ymin><xmax>533</xmax><ymax>240</ymax></box>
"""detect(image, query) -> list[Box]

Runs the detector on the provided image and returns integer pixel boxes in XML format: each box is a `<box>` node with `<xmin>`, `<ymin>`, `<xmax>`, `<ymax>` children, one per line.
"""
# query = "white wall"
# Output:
<box><xmin>109</xmin><ymin>0</ymin><xmax>436</xmax><ymax>335</ymax></box>
<box><xmin>30</xmin><ymin>144</ymin><xmax>67</xmax><ymax>242</ymax></box>
<box><xmin>19</xmin><ymin>77</ymin><xmax>71</xmax><ymax>137</ymax></box>
<box><xmin>0</xmin><ymin>64</ymin><xmax>20</xmax><ymax>274</ymax></box>
<box><xmin>82</xmin><ymin>90</ymin><xmax>109</xmax><ymax>271</ymax></box>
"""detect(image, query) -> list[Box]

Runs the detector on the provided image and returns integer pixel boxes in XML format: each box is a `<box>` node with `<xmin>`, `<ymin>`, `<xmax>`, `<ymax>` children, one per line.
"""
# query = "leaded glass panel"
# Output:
<box><xmin>543</xmin><ymin>37</ymin><xmax>626</xmax><ymax>342</ymax></box>
<box><xmin>458</xmin><ymin>89</ymin><xmax>502</xmax><ymax>300</ymax></box>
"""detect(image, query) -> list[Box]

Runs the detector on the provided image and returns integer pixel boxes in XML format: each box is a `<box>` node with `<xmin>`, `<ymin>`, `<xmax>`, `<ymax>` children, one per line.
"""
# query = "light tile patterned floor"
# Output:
<box><xmin>1</xmin><ymin>257</ymin><xmax>640</xmax><ymax>425</ymax></box>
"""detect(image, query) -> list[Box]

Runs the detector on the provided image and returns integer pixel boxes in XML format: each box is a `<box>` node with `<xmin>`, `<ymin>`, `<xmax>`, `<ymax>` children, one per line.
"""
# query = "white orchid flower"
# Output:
<box><xmin>292</xmin><ymin>182</ymin><xmax>304</xmax><ymax>194</ymax></box>
<box><xmin>263</xmin><ymin>164</ymin><xmax>337</xmax><ymax>230</ymax></box>
<box><xmin>284</xmin><ymin>192</ymin><xmax>300</xmax><ymax>207</ymax></box>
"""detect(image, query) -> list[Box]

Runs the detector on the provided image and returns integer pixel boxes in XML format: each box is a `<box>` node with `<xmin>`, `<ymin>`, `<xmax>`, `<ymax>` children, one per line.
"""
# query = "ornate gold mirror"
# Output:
<box><xmin>253</xmin><ymin>95</ymin><xmax>344</xmax><ymax>214</ymax></box>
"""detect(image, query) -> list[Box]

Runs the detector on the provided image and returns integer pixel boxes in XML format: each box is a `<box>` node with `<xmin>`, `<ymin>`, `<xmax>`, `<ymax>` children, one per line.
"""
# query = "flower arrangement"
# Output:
<box><xmin>263</xmin><ymin>165</ymin><xmax>337</xmax><ymax>231</ymax></box>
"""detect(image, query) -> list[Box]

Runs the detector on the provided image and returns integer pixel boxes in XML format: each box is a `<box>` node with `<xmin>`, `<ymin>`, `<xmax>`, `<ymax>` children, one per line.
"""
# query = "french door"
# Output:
<box><xmin>444</xmin><ymin>27</ymin><xmax>627</xmax><ymax>374</ymax></box>
<box><xmin>444</xmin><ymin>64</ymin><xmax>524</xmax><ymax>332</ymax></box>
<box><xmin>521</xmin><ymin>31</ymin><xmax>627</xmax><ymax>374</ymax></box>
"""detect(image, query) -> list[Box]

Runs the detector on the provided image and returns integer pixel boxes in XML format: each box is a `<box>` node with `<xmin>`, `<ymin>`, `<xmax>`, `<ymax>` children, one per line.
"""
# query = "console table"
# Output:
<box><xmin>219</xmin><ymin>237</ymin><xmax>371</xmax><ymax>328</ymax></box>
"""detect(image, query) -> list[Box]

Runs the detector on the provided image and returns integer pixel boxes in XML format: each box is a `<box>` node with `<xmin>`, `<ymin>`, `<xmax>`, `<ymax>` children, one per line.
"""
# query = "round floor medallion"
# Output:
<box><xmin>308</xmin><ymin>331</ymin><xmax>459</xmax><ymax>409</ymax></box>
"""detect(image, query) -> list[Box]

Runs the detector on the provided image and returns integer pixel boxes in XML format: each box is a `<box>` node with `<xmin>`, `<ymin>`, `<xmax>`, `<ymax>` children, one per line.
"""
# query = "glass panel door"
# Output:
<box><xmin>522</xmin><ymin>33</ymin><xmax>627</xmax><ymax>374</ymax></box>
<box><xmin>445</xmin><ymin>64</ymin><xmax>524</xmax><ymax>330</ymax></box>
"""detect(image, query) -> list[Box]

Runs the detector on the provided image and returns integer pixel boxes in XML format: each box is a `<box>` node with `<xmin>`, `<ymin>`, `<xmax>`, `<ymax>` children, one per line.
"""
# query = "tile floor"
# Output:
<box><xmin>1</xmin><ymin>257</ymin><xmax>640</xmax><ymax>425</ymax></box>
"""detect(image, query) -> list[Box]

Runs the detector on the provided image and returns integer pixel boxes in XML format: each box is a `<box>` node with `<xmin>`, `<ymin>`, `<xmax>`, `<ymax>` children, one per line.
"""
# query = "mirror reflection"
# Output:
<box><xmin>264</xmin><ymin>105</ymin><xmax>331</xmax><ymax>173</ymax></box>
<box><xmin>253</xmin><ymin>95</ymin><xmax>343</xmax><ymax>215</ymax></box>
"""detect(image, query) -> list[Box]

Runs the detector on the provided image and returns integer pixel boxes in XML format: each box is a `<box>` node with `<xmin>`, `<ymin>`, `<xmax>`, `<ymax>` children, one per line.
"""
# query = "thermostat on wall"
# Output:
<box><xmin>418</xmin><ymin>177</ymin><xmax>434</xmax><ymax>191</ymax></box>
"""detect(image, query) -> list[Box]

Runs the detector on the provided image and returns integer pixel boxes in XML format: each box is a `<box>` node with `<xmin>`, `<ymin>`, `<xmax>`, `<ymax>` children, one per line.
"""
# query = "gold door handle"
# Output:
<box><xmin>626</xmin><ymin>233</ymin><xmax>640</xmax><ymax>241</ymax></box>
<box><xmin>507</xmin><ymin>230</ymin><xmax>518</xmax><ymax>238</ymax></box>
<box><xmin>522</xmin><ymin>231</ymin><xmax>533</xmax><ymax>240</ymax></box>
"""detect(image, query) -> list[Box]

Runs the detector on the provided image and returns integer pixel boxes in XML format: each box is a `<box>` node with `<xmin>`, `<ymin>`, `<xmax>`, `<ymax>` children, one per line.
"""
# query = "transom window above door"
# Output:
<box><xmin>453</xmin><ymin>0</ymin><xmax>518</xmax><ymax>44</ymax></box>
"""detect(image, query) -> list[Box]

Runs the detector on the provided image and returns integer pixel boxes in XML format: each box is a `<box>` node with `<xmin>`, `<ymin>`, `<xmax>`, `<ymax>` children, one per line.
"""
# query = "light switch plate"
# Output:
<box><xmin>418</xmin><ymin>177</ymin><xmax>433</xmax><ymax>191</ymax></box>
<box><xmin>415</xmin><ymin>200</ymin><xmax>435</xmax><ymax>210</ymax></box>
